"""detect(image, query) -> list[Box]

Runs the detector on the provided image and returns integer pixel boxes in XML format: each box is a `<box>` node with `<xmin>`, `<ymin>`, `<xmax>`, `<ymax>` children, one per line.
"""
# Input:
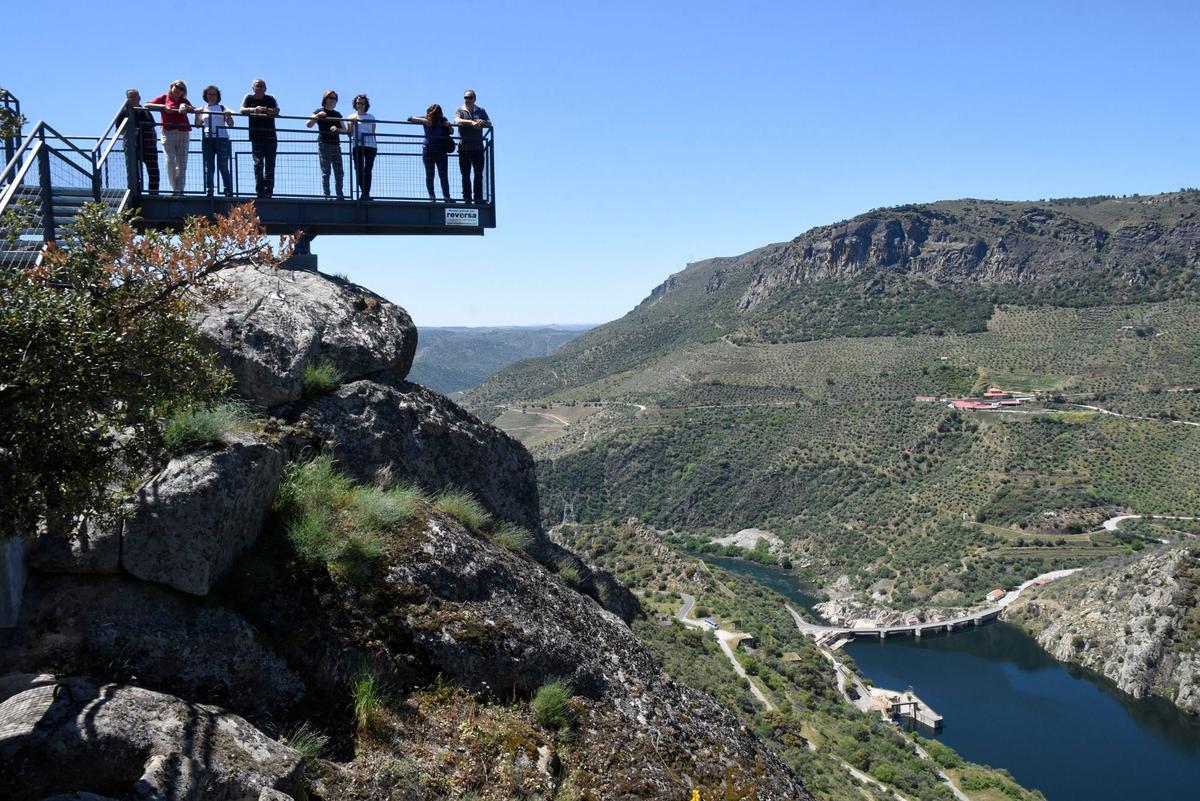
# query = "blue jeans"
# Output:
<box><xmin>202</xmin><ymin>137</ymin><xmax>233</xmax><ymax>196</ymax></box>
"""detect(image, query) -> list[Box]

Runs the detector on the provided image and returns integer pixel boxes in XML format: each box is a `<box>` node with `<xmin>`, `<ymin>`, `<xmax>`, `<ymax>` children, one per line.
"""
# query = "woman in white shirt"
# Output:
<box><xmin>195</xmin><ymin>85</ymin><xmax>235</xmax><ymax>197</ymax></box>
<box><xmin>347</xmin><ymin>94</ymin><xmax>377</xmax><ymax>200</ymax></box>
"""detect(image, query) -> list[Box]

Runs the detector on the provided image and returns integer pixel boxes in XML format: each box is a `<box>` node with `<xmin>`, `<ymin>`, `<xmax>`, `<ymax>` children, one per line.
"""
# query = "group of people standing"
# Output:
<box><xmin>120</xmin><ymin>79</ymin><xmax>491</xmax><ymax>203</ymax></box>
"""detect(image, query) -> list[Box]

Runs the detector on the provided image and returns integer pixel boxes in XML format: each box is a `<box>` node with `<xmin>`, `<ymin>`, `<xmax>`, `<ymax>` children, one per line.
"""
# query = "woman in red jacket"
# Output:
<box><xmin>145</xmin><ymin>80</ymin><xmax>194</xmax><ymax>195</ymax></box>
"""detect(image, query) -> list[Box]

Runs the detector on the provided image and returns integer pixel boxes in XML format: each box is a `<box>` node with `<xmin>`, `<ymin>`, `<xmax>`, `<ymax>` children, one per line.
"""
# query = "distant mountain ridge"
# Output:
<box><xmin>468</xmin><ymin>192</ymin><xmax>1200</xmax><ymax>404</ymax></box>
<box><xmin>409</xmin><ymin>324</ymin><xmax>591</xmax><ymax>394</ymax></box>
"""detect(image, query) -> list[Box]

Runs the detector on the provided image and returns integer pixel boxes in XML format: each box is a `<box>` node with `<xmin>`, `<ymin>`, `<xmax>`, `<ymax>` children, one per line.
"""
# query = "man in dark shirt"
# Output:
<box><xmin>240</xmin><ymin>78</ymin><xmax>279</xmax><ymax>198</ymax></box>
<box><xmin>455</xmin><ymin>89</ymin><xmax>491</xmax><ymax>204</ymax></box>
<box><xmin>120</xmin><ymin>89</ymin><xmax>159</xmax><ymax>195</ymax></box>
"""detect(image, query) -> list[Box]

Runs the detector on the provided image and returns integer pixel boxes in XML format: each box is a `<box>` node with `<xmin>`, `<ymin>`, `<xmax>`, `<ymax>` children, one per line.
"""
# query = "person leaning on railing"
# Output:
<box><xmin>307</xmin><ymin>90</ymin><xmax>347</xmax><ymax>200</ymax></box>
<box><xmin>195</xmin><ymin>85</ymin><xmax>235</xmax><ymax>197</ymax></box>
<box><xmin>240</xmin><ymin>78</ymin><xmax>279</xmax><ymax>199</ymax></box>
<box><xmin>119</xmin><ymin>89</ymin><xmax>159</xmax><ymax>195</ymax></box>
<box><xmin>407</xmin><ymin>104</ymin><xmax>454</xmax><ymax>203</ymax></box>
<box><xmin>455</xmin><ymin>89</ymin><xmax>490</xmax><ymax>205</ymax></box>
<box><xmin>347</xmin><ymin>94</ymin><xmax>377</xmax><ymax>201</ymax></box>
<box><xmin>144</xmin><ymin>80</ymin><xmax>194</xmax><ymax>196</ymax></box>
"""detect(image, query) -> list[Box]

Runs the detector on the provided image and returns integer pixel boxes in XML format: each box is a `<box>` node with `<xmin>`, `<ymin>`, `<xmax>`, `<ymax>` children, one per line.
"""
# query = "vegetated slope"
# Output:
<box><xmin>408</xmin><ymin>325</ymin><xmax>590</xmax><ymax>394</ymax></box>
<box><xmin>1004</xmin><ymin>541</ymin><xmax>1200</xmax><ymax>713</ymax></box>
<box><xmin>469</xmin><ymin>191</ymin><xmax>1200</xmax><ymax>406</ymax></box>
<box><xmin>465</xmin><ymin>191</ymin><xmax>1200</xmax><ymax>611</ymax></box>
<box><xmin>553</xmin><ymin>520</ymin><xmax>1046</xmax><ymax>801</ymax></box>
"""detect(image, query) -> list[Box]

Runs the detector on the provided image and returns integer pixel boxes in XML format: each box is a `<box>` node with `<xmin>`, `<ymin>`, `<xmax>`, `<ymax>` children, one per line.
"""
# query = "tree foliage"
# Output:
<box><xmin>0</xmin><ymin>202</ymin><xmax>292</xmax><ymax>531</ymax></box>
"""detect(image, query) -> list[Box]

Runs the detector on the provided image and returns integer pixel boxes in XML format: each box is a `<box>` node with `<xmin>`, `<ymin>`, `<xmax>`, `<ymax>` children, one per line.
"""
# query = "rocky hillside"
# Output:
<box><xmin>0</xmin><ymin>264</ymin><xmax>811</xmax><ymax>800</ymax></box>
<box><xmin>1004</xmin><ymin>545</ymin><xmax>1200</xmax><ymax>713</ymax></box>
<box><xmin>469</xmin><ymin>192</ymin><xmax>1200</xmax><ymax>404</ymax></box>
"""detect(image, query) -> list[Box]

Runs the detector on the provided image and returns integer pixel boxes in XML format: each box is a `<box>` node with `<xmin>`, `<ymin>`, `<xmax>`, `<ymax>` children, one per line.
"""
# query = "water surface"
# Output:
<box><xmin>709</xmin><ymin>556</ymin><xmax>1200</xmax><ymax>801</ymax></box>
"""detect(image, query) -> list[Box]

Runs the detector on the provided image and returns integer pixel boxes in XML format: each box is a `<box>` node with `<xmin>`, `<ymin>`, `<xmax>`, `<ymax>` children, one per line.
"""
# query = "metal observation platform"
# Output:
<box><xmin>0</xmin><ymin>90</ymin><xmax>495</xmax><ymax>268</ymax></box>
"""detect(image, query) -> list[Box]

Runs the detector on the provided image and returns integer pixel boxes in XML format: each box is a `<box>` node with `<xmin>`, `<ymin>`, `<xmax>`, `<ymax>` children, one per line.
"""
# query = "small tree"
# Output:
<box><xmin>0</xmin><ymin>202</ymin><xmax>292</xmax><ymax>532</ymax></box>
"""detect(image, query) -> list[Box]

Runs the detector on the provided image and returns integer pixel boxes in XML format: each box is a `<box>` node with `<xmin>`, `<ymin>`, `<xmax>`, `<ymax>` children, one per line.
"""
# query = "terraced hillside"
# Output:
<box><xmin>466</xmin><ymin>192</ymin><xmax>1200</xmax><ymax>605</ymax></box>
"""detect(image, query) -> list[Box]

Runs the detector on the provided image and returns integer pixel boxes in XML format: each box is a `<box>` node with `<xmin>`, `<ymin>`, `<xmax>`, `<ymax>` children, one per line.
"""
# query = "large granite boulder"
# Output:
<box><xmin>0</xmin><ymin>574</ymin><xmax>304</xmax><ymax>722</ymax></box>
<box><xmin>122</xmin><ymin>436</ymin><xmax>283</xmax><ymax>596</ymax></box>
<box><xmin>194</xmin><ymin>264</ymin><xmax>417</xmax><ymax>409</ymax></box>
<box><xmin>0</xmin><ymin>674</ymin><xmax>301</xmax><ymax>801</ymax></box>
<box><xmin>292</xmin><ymin>375</ymin><xmax>541</xmax><ymax>532</ymax></box>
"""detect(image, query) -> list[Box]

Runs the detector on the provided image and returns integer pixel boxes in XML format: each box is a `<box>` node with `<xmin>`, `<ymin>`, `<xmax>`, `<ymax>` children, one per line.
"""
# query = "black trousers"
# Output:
<box><xmin>459</xmin><ymin>149</ymin><xmax>486</xmax><ymax>202</ymax></box>
<box><xmin>422</xmin><ymin>150</ymin><xmax>450</xmax><ymax>200</ymax></box>
<box><xmin>140</xmin><ymin>146</ymin><xmax>159</xmax><ymax>195</ymax></box>
<box><xmin>251</xmin><ymin>138</ymin><xmax>277</xmax><ymax>198</ymax></box>
<box><xmin>353</xmin><ymin>146</ymin><xmax>377</xmax><ymax>198</ymax></box>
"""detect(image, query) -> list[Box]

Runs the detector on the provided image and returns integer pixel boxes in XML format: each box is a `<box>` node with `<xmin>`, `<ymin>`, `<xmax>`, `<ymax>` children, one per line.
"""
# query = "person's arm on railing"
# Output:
<box><xmin>306</xmin><ymin>110</ymin><xmax>323</xmax><ymax>128</ymax></box>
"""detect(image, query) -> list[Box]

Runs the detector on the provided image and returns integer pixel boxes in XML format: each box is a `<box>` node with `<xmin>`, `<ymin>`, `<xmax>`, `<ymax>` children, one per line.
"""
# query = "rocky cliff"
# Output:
<box><xmin>737</xmin><ymin>199</ymin><xmax>1200</xmax><ymax>312</ymax></box>
<box><xmin>0</xmin><ymin>263</ymin><xmax>812</xmax><ymax>800</ymax></box>
<box><xmin>1003</xmin><ymin>545</ymin><xmax>1200</xmax><ymax>714</ymax></box>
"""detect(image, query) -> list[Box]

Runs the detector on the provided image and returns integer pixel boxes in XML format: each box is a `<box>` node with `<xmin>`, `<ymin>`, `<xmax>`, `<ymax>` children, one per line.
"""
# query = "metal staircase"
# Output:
<box><xmin>1</xmin><ymin>91</ymin><xmax>130</xmax><ymax>268</ymax></box>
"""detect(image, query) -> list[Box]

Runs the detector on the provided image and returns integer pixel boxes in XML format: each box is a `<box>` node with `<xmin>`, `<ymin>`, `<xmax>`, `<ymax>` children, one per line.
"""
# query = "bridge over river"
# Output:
<box><xmin>787</xmin><ymin>568</ymin><xmax>1080</xmax><ymax>642</ymax></box>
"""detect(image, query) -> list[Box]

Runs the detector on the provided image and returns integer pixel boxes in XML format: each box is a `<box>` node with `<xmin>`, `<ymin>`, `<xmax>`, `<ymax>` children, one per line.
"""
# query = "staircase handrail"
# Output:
<box><xmin>35</xmin><ymin>121</ymin><xmax>96</xmax><ymax>172</ymax></box>
<box><xmin>94</xmin><ymin>116</ymin><xmax>128</xmax><ymax>174</ymax></box>
<box><xmin>0</xmin><ymin>138</ymin><xmax>43</xmax><ymax>212</ymax></box>
<box><xmin>91</xmin><ymin>104</ymin><xmax>128</xmax><ymax>161</ymax></box>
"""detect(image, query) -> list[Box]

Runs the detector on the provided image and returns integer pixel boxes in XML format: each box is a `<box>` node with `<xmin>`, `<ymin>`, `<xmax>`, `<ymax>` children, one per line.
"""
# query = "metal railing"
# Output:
<box><xmin>0</xmin><ymin>98</ymin><xmax>495</xmax><ymax>267</ymax></box>
<box><xmin>120</xmin><ymin>110</ymin><xmax>494</xmax><ymax>204</ymax></box>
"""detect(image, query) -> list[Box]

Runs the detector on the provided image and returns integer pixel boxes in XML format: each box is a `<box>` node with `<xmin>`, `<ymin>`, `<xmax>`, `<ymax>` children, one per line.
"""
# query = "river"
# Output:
<box><xmin>705</xmin><ymin>555</ymin><xmax>1200</xmax><ymax>801</ymax></box>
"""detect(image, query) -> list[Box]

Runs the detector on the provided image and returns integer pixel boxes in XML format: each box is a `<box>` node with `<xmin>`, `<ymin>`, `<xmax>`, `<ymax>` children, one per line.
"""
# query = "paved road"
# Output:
<box><xmin>1071</xmin><ymin>402</ymin><xmax>1200</xmax><ymax>427</ymax></box>
<box><xmin>788</xmin><ymin>569</ymin><xmax>1080</xmax><ymax>639</ymax></box>
<box><xmin>676</xmin><ymin>594</ymin><xmax>774</xmax><ymax>711</ymax></box>
<box><xmin>1102</xmin><ymin>513</ymin><xmax>1198</xmax><ymax>534</ymax></box>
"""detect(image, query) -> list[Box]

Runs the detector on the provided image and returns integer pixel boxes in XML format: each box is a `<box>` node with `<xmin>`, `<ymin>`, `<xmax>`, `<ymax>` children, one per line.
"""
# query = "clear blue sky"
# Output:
<box><xmin>6</xmin><ymin>0</ymin><xmax>1198</xmax><ymax>326</ymax></box>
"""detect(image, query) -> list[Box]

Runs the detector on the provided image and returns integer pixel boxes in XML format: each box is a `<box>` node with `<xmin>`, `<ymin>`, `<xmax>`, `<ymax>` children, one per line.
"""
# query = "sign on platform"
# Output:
<box><xmin>445</xmin><ymin>207</ymin><xmax>480</xmax><ymax>226</ymax></box>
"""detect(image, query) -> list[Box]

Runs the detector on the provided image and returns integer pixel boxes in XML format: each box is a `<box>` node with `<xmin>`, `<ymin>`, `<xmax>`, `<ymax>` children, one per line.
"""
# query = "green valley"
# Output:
<box><xmin>467</xmin><ymin>193</ymin><xmax>1200</xmax><ymax>610</ymax></box>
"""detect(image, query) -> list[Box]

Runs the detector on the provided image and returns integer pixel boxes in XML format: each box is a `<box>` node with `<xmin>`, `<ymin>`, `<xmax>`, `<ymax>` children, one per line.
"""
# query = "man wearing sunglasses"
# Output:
<box><xmin>455</xmin><ymin>89</ymin><xmax>491</xmax><ymax>205</ymax></box>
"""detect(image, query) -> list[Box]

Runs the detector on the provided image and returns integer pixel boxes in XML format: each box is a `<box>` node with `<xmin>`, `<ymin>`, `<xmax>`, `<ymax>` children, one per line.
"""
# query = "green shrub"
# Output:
<box><xmin>493</xmin><ymin>522</ymin><xmax>536</xmax><ymax>553</ymax></box>
<box><xmin>162</xmin><ymin>401</ymin><xmax>251</xmax><ymax>456</ymax></box>
<box><xmin>353</xmin><ymin>670</ymin><xmax>388</xmax><ymax>738</ymax></box>
<box><xmin>301</xmin><ymin>360</ymin><xmax>342</xmax><ymax>397</ymax></box>
<box><xmin>531</xmin><ymin>681</ymin><xmax>573</xmax><ymax>730</ymax></box>
<box><xmin>433</xmin><ymin>489</ymin><xmax>492</xmax><ymax>530</ymax></box>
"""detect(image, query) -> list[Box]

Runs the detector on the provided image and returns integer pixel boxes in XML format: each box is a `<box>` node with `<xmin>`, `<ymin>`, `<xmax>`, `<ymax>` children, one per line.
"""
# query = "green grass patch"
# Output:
<box><xmin>531</xmin><ymin>680</ymin><xmax>573</xmax><ymax>731</ymax></box>
<box><xmin>301</xmin><ymin>359</ymin><xmax>343</xmax><ymax>397</ymax></box>
<box><xmin>162</xmin><ymin>401</ymin><xmax>252</xmax><ymax>456</ymax></box>
<box><xmin>555</xmin><ymin>555</ymin><xmax>584</xmax><ymax>588</ymax></box>
<box><xmin>282</xmin><ymin>721</ymin><xmax>329</xmax><ymax>761</ymax></box>
<box><xmin>277</xmin><ymin>456</ymin><xmax>425</xmax><ymax>586</ymax></box>
<box><xmin>352</xmin><ymin>670</ymin><xmax>389</xmax><ymax>739</ymax></box>
<box><xmin>493</xmin><ymin>521</ymin><xmax>536</xmax><ymax>553</ymax></box>
<box><xmin>433</xmin><ymin>489</ymin><xmax>492</xmax><ymax>530</ymax></box>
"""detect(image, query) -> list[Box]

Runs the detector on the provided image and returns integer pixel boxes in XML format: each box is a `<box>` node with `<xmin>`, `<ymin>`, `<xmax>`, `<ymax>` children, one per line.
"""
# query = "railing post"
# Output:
<box><xmin>1</xmin><ymin>90</ymin><xmax>19</xmax><ymax>172</ymax></box>
<box><xmin>37</xmin><ymin>130</ymin><xmax>55</xmax><ymax>244</ymax></box>
<box><xmin>487</xmin><ymin>128</ymin><xmax>495</xmax><ymax>207</ymax></box>
<box><xmin>91</xmin><ymin>149</ymin><xmax>101</xmax><ymax>202</ymax></box>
